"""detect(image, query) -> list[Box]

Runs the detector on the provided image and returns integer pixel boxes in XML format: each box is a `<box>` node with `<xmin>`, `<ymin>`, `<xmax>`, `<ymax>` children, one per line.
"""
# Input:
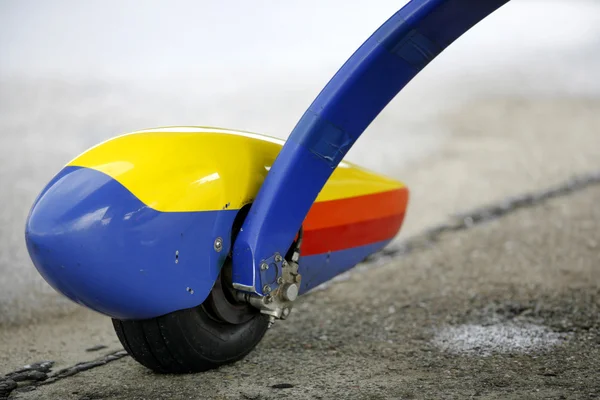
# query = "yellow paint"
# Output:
<box><xmin>68</xmin><ymin>126</ymin><xmax>404</xmax><ymax>212</ymax></box>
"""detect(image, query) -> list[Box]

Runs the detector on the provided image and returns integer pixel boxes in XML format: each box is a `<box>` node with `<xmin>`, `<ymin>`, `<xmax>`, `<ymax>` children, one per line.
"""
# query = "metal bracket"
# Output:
<box><xmin>238</xmin><ymin>239</ymin><xmax>302</xmax><ymax>328</ymax></box>
<box><xmin>258</xmin><ymin>252</ymin><xmax>285</xmax><ymax>296</ymax></box>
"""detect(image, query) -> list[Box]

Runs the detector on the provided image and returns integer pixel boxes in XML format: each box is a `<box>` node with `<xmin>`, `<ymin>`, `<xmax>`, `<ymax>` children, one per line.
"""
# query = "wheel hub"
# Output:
<box><xmin>205</xmin><ymin>262</ymin><xmax>256</xmax><ymax>325</ymax></box>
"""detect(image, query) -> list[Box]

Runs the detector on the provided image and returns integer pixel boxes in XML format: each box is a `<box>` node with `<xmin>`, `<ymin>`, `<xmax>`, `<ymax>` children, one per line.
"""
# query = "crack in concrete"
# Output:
<box><xmin>1</xmin><ymin>351</ymin><xmax>127</xmax><ymax>399</ymax></box>
<box><xmin>363</xmin><ymin>169</ymin><xmax>600</xmax><ymax>265</ymax></box>
<box><xmin>2</xmin><ymin>169</ymin><xmax>600</xmax><ymax>398</ymax></box>
<box><xmin>312</xmin><ymin>169</ymin><xmax>600</xmax><ymax>291</ymax></box>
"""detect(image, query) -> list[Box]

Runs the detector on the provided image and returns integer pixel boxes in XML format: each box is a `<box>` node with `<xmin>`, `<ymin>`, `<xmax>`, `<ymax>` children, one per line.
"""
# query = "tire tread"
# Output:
<box><xmin>112</xmin><ymin>307</ymin><xmax>268</xmax><ymax>373</ymax></box>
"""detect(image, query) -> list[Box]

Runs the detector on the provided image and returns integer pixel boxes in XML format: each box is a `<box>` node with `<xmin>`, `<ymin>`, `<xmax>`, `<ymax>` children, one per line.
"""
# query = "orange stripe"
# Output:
<box><xmin>305</xmin><ymin>188</ymin><xmax>409</xmax><ymax>230</ymax></box>
<box><xmin>302</xmin><ymin>213</ymin><xmax>406</xmax><ymax>255</ymax></box>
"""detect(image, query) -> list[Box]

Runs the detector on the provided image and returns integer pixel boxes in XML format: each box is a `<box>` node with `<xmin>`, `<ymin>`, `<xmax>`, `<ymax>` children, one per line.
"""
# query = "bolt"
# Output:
<box><xmin>282</xmin><ymin>260</ymin><xmax>288</xmax><ymax>267</ymax></box>
<box><xmin>274</xmin><ymin>253</ymin><xmax>283</xmax><ymax>263</ymax></box>
<box><xmin>282</xmin><ymin>283</ymin><xmax>299</xmax><ymax>302</ymax></box>
<box><xmin>260</xmin><ymin>262</ymin><xmax>269</xmax><ymax>271</ymax></box>
<box><xmin>265</xmin><ymin>295</ymin><xmax>274</xmax><ymax>304</ymax></box>
<box><xmin>214</xmin><ymin>237</ymin><xmax>223</xmax><ymax>252</ymax></box>
<box><xmin>267</xmin><ymin>316</ymin><xmax>276</xmax><ymax>329</ymax></box>
<box><xmin>263</xmin><ymin>285</ymin><xmax>271</xmax><ymax>294</ymax></box>
<box><xmin>277</xmin><ymin>276</ymin><xmax>284</xmax><ymax>285</ymax></box>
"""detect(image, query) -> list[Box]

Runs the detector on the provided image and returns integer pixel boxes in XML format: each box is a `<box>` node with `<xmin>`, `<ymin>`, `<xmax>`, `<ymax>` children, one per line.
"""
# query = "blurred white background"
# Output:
<box><xmin>1</xmin><ymin>0</ymin><xmax>600</xmax><ymax>324</ymax></box>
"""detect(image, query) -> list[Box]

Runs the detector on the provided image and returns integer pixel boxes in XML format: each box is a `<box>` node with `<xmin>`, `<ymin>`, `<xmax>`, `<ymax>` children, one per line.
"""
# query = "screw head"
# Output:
<box><xmin>265</xmin><ymin>295</ymin><xmax>274</xmax><ymax>304</ymax></box>
<box><xmin>274</xmin><ymin>253</ymin><xmax>283</xmax><ymax>263</ymax></box>
<box><xmin>260</xmin><ymin>262</ymin><xmax>269</xmax><ymax>271</ymax></box>
<box><xmin>262</xmin><ymin>284</ymin><xmax>271</xmax><ymax>294</ymax></box>
<box><xmin>214</xmin><ymin>237</ymin><xmax>223</xmax><ymax>252</ymax></box>
<box><xmin>277</xmin><ymin>276</ymin><xmax>284</xmax><ymax>285</ymax></box>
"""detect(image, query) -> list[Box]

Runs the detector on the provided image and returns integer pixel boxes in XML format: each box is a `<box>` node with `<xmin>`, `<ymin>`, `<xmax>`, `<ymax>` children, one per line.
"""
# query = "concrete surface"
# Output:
<box><xmin>3</xmin><ymin>0</ymin><xmax>600</xmax><ymax>325</ymax></box>
<box><xmin>2</xmin><ymin>94</ymin><xmax>600</xmax><ymax>398</ymax></box>
<box><xmin>2</xmin><ymin>1</ymin><xmax>600</xmax><ymax>399</ymax></box>
<box><xmin>7</xmin><ymin>152</ymin><xmax>600</xmax><ymax>399</ymax></box>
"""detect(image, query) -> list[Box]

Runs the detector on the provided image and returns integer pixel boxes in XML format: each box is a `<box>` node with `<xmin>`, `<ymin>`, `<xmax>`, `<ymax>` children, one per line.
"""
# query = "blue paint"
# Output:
<box><xmin>231</xmin><ymin>139</ymin><xmax>333</xmax><ymax>292</ymax></box>
<box><xmin>233</xmin><ymin>0</ymin><xmax>509</xmax><ymax>294</ymax></box>
<box><xmin>391</xmin><ymin>30</ymin><xmax>441</xmax><ymax>70</ymax></box>
<box><xmin>25</xmin><ymin>166</ymin><xmax>237</xmax><ymax>320</ymax></box>
<box><xmin>298</xmin><ymin>240</ymin><xmax>392</xmax><ymax>294</ymax></box>
<box><xmin>25</xmin><ymin>166</ymin><xmax>394</xmax><ymax>319</ymax></box>
<box><xmin>297</xmin><ymin>111</ymin><xmax>351</xmax><ymax>168</ymax></box>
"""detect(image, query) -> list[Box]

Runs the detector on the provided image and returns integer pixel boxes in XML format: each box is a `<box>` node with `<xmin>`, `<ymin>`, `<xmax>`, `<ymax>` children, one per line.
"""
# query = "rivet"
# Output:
<box><xmin>214</xmin><ymin>237</ymin><xmax>223</xmax><ymax>252</ymax></box>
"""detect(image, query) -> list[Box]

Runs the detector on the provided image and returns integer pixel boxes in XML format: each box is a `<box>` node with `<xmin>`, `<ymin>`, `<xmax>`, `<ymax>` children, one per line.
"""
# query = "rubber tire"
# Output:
<box><xmin>112</xmin><ymin>305</ymin><xmax>269</xmax><ymax>374</ymax></box>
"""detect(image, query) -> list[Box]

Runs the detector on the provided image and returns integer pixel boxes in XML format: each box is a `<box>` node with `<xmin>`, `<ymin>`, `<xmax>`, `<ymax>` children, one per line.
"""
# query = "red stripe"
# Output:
<box><xmin>301</xmin><ymin>187</ymin><xmax>409</xmax><ymax>255</ymax></box>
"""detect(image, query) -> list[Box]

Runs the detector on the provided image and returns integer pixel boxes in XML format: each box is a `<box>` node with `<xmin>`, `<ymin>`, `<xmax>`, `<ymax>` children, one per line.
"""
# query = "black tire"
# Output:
<box><xmin>113</xmin><ymin>206</ymin><xmax>270</xmax><ymax>373</ymax></box>
<box><xmin>112</xmin><ymin>274</ymin><xmax>269</xmax><ymax>374</ymax></box>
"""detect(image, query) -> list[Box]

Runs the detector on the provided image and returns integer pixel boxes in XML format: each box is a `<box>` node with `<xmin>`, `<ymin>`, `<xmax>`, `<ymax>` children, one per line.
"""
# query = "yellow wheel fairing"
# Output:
<box><xmin>68</xmin><ymin>126</ymin><xmax>404</xmax><ymax>212</ymax></box>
